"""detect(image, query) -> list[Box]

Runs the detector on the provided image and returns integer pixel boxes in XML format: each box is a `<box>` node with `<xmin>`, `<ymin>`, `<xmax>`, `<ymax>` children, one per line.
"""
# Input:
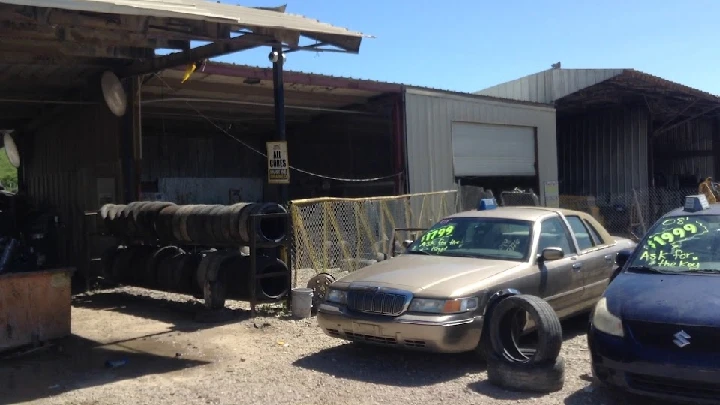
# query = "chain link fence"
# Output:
<box><xmin>559</xmin><ymin>187</ymin><xmax>696</xmax><ymax>240</ymax></box>
<box><xmin>289</xmin><ymin>190</ymin><xmax>458</xmax><ymax>287</ymax></box>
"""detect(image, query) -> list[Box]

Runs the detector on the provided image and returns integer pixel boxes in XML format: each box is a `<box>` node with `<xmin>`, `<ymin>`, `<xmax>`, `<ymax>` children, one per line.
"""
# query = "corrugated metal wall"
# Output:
<box><xmin>287</xmin><ymin>112</ymin><xmax>394</xmax><ymax>199</ymax></box>
<box><xmin>142</xmin><ymin>133</ymin><xmax>264</xmax><ymax>179</ymax></box>
<box><xmin>653</xmin><ymin>117</ymin><xmax>714</xmax><ymax>185</ymax></box>
<box><xmin>404</xmin><ymin>89</ymin><xmax>557</xmax><ymax>204</ymax></box>
<box><xmin>476</xmin><ymin>69</ymin><xmax>624</xmax><ymax>104</ymax></box>
<box><xmin>557</xmin><ymin>105</ymin><xmax>649</xmax><ymax>196</ymax></box>
<box><xmin>25</xmin><ymin>104</ymin><xmax>123</xmax><ymax>266</ymax></box>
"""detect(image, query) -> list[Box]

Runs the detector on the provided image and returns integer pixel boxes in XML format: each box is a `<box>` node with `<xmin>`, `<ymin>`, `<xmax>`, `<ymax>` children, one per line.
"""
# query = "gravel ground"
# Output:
<box><xmin>1</xmin><ymin>286</ymin><xmax>663</xmax><ymax>405</ymax></box>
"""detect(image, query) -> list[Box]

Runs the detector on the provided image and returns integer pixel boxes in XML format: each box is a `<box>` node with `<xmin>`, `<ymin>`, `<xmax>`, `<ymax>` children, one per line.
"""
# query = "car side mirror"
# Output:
<box><xmin>615</xmin><ymin>249</ymin><xmax>633</xmax><ymax>268</ymax></box>
<box><xmin>539</xmin><ymin>247</ymin><xmax>564</xmax><ymax>263</ymax></box>
<box><xmin>402</xmin><ymin>239</ymin><xmax>414</xmax><ymax>248</ymax></box>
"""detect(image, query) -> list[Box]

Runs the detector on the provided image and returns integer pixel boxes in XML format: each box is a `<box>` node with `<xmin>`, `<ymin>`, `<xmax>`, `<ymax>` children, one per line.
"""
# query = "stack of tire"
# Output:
<box><xmin>99</xmin><ymin>201</ymin><xmax>288</xmax><ymax>245</ymax></box>
<box><xmin>97</xmin><ymin>201</ymin><xmax>292</xmax><ymax>310</ymax></box>
<box><xmin>102</xmin><ymin>244</ymin><xmax>204</xmax><ymax>295</ymax></box>
<box><xmin>482</xmin><ymin>295</ymin><xmax>565</xmax><ymax>393</ymax></box>
<box><xmin>101</xmin><ymin>244</ymin><xmax>291</xmax><ymax>308</ymax></box>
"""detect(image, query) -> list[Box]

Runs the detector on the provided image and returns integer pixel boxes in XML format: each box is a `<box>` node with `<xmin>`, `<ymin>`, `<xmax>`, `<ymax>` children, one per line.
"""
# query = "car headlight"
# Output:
<box><xmin>325</xmin><ymin>288</ymin><xmax>347</xmax><ymax>305</ymax></box>
<box><xmin>409</xmin><ymin>297</ymin><xmax>479</xmax><ymax>314</ymax></box>
<box><xmin>592</xmin><ymin>297</ymin><xmax>624</xmax><ymax>337</ymax></box>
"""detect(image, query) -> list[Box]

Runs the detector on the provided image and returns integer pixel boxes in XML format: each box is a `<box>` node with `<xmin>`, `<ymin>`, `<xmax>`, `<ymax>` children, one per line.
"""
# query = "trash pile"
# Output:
<box><xmin>0</xmin><ymin>190</ymin><xmax>59</xmax><ymax>275</ymax></box>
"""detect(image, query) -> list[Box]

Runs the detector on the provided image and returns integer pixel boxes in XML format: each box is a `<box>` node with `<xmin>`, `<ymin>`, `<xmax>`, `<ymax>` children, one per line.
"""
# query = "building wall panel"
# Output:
<box><xmin>557</xmin><ymin>105</ymin><xmax>649</xmax><ymax>197</ymax></box>
<box><xmin>653</xmin><ymin>117</ymin><xmax>714</xmax><ymax>186</ymax></box>
<box><xmin>142</xmin><ymin>132</ymin><xmax>264</xmax><ymax>180</ymax></box>
<box><xmin>404</xmin><ymin>89</ymin><xmax>557</xmax><ymax>204</ymax></box>
<box><xmin>24</xmin><ymin>105</ymin><xmax>123</xmax><ymax>267</ymax></box>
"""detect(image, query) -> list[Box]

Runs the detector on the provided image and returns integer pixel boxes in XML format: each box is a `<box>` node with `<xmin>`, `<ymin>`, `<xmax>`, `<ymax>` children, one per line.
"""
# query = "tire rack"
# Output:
<box><xmin>248</xmin><ymin>212</ymin><xmax>293</xmax><ymax>318</ymax></box>
<box><xmin>82</xmin><ymin>209</ymin><xmax>294</xmax><ymax>319</ymax></box>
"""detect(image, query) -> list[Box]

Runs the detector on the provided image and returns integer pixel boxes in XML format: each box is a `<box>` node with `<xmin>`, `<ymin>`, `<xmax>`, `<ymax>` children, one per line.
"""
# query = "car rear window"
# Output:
<box><xmin>566</xmin><ymin>216</ymin><xmax>595</xmax><ymax>251</ymax></box>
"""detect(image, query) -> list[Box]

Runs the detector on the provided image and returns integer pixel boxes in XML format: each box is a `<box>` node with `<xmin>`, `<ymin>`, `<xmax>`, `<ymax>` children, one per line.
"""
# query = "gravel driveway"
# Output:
<box><xmin>1</xmin><ymin>287</ymin><xmax>664</xmax><ymax>405</ymax></box>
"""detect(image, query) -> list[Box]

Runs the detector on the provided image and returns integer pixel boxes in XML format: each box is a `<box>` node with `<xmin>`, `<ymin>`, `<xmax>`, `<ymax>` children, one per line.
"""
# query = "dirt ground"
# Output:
<box><xmin>1</xmin><ymin>286</ymin><xmax>666</xmax><ymax>405</ymax></box>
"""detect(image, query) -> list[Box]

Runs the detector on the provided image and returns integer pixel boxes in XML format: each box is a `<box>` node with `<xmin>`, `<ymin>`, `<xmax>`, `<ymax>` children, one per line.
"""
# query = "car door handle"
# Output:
<box><xmin>572</xmin><ymin>262</ymin><xmax>583</xmax><ymax>270</ymax></box>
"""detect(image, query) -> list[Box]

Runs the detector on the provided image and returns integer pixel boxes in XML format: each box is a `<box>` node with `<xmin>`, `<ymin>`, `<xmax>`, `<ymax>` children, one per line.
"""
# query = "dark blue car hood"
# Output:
<box><xmin>605</xmin><ymin>272</ymin><xmax>720</xmax><ymax>326</ymax></box>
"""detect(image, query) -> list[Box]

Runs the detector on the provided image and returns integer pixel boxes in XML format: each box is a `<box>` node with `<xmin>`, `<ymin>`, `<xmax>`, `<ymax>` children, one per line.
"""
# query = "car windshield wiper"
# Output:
<box><xmin>405</xmin><ymin>250</ymin><xmax>432</xmax><ymax>255</ymax></box>
<box><xmin>681</xmin><ymin>269</ymin><xmax>720</xmax><ymax>274</ymax></box>
<box><xmin>439</xmin><ymin>252</ymin><xmax>495</xmax><ymax>259</ymax></box>
<box><xmin>626</xmin><ymin>265</ymin><xmax>673</xmax><ymax>274</ymax></box>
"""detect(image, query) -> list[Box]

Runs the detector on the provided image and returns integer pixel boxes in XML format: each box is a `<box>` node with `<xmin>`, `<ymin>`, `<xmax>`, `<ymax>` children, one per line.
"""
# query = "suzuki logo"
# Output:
<box><xmin>673</xmin><ymin>330</ymin><xmax>691</xmax><ymax>348</ymax></box>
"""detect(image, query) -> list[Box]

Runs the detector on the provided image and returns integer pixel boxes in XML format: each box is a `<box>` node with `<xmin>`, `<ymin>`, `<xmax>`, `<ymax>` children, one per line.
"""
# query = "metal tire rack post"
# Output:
<box><xmin>249</xmin><ymin>211</ymin><xmax>293</xmax><ymax>318</ymax></box>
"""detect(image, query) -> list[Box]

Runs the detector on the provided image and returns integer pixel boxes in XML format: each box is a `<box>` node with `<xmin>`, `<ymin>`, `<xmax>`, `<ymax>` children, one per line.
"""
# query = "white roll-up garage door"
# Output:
<box><xmin>451</xmin><ymin>122</ymin><xmax>537</xmax><ymax>177</ymax></box>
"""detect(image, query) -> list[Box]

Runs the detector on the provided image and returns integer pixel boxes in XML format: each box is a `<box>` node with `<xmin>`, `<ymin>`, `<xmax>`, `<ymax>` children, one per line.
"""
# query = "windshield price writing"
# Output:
<box><xmin>638</xmin><ymin>217</ymin><xmax>708</xmax><ymax>269</ymax></box>
<box><xmin>646</xmin><ymin>217</ymin><xmax>708</xmax><ymax>249</ymax></box>
<box><xmin>418</xmin><ymin>224</ymin><xmax>460</xmax><ymax>253</ymax></box>
<box><xmin>420</xmin><ymin>224</ymin><xmax>455</xmax><ymax>243</ymax></box>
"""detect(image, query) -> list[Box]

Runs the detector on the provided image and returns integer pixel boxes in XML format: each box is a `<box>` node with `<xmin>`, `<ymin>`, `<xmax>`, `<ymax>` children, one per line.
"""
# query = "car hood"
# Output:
<box><xmin>606</xmin><ymin>272</ymin><xmax>720</xmax><ymax>326</ymax></box>
<box><xmin>333</xmin><ymin>254</ymin><xmax>524</xmax><ymax>297</ymax></box>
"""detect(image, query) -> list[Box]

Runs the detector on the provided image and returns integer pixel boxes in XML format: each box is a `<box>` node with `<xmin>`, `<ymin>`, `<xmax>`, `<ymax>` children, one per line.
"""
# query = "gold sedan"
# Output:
<box><xmin>317</xmin><ymin>207</ymin><xmax>636</xmax><ymax>353</ymax></box>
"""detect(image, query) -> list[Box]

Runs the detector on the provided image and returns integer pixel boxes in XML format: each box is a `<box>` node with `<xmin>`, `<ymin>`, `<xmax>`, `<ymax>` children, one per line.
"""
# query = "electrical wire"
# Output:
<box><xmin>152</xmin><ymin>74</ymin><xmax>403</xmax><ymax>183</ymax></box>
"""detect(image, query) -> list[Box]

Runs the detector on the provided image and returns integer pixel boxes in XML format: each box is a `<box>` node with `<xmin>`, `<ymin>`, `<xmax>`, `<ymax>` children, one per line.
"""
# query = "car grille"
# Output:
<box><xmin>627</xmin><ymin>373</ymin><xmax>720</xmax><ymax>400</ymax></box>
<box><xmin>626</xmin><ymin>320</ymin><xmax>720</xmax><ymax>353</ymax></box>
<box><xmin>346</xmin><ymin>289</ymin><xmax>409</xmax><ymax>316</ymax></box>
<box><xmin>326</xmin><ymin>329</ymin><xmax>426</xmax><ymax>348</ymax></box>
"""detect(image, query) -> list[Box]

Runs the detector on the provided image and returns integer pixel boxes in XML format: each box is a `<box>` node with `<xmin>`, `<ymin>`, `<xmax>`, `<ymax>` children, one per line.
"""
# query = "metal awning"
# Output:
<box><xmin>0</xmin><ymin>0</ymin><xmax>369</xmax><ymax>53</ymax></box>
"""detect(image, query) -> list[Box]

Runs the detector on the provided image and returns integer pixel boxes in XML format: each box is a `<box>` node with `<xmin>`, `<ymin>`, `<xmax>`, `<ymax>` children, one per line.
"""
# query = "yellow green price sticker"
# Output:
<box><xmin>645</xmin><ymin>217</ymin><xmax>708</xmax><ymax>250</ymax></box>
<box><xmin>420</xmin><ymin>224</ymin><xmax>455</xmax><ymax>244</ymax></box>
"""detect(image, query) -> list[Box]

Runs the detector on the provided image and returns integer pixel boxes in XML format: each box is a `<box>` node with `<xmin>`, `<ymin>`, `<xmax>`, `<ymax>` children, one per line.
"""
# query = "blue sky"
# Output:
<box><xmin>214</xmin><ymin>0</ymin><xmax>718</xmax><ymax>94</ymax></box>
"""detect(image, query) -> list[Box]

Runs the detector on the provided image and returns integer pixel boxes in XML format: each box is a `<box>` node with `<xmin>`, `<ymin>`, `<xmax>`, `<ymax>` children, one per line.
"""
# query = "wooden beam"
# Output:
<box><xmin>0</xmin><ymin>21</ymin><xmax>189</xmax><ymax>50</ymax></box>
<box><xmin>0</xmin><ymin>5</ymin><xmax>231</xmax><ymax>42</ymax></box>
<box><xmin>120</xmin><ymin>34</ymin><xmax>277</xmax><ymax>77</ymax></box>
<box><xmin>142</xmin><ymin>81</ymin><xmax>373</xmax><ymax>106</ymax></box>
<box><xmin>0</xmin><ymin>50</ymin><xmax>118</xmax><ymax>67</ymax></box>
<box><xmin>0</xmin><ymin>38</ymin><xmax>154</xmax><ymax>60</ymax></box>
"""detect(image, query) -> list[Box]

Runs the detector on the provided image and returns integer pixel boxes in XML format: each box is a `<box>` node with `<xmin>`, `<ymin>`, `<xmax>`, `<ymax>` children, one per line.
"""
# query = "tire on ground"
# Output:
<box><xmin>488</xmin><ymin>294</ymin><xmax>562</xmax><ymax>364</ymax></box>
<box><xmin>486</xmin><ymin>353</ymin><xmax>565</xmax><ymax>393</ymax></box>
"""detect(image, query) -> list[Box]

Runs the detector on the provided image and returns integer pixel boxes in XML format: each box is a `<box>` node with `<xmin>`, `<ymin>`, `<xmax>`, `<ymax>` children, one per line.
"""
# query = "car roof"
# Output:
<box><xmin>663</xmin><ymin>203</ymin><xmax>720</xmax><ymax>217</ymax></box>
<box><xmin>446</xmin><ymin>206</ymin><xmax>580</xmax><ymax>222</ymax></box>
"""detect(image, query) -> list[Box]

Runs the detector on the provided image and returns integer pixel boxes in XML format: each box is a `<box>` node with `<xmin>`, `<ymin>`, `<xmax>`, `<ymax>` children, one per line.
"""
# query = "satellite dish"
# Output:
<box><xmin>101</xmin><ymin>71</ymin><xmax>127</xmax><ymax>117</ymax></box>
<box><xmin>4</xmin><ymin>131</ymin><xmax>20</xmax><ymax>168</ymax></box>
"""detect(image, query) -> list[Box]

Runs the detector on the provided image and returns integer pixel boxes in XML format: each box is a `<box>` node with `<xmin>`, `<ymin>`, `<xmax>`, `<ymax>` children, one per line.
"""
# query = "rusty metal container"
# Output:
<box><xmin>0</xmin><ymin>268</ymin><xmax>75</xmax><ymax>352</ymax></box>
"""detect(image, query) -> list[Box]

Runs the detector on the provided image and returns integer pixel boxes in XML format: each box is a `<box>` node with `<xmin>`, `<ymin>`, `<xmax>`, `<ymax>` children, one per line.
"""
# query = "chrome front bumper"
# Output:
<box><xmin>317</xmin><ymin>302</ymin><xmax>483</xmax><ymax>353</ymax></box>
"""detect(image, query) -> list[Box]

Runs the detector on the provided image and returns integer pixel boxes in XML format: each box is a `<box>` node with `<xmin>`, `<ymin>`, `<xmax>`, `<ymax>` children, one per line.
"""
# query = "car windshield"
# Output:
<box><xmin>406</xmin><ymin>216</ymin><xmax>533</xmax><ymax>261</ymax></box>
<box><xmin>628</xmin><ymin>214</ymin><xmax>720</xmax><ymax>274</ymax></box>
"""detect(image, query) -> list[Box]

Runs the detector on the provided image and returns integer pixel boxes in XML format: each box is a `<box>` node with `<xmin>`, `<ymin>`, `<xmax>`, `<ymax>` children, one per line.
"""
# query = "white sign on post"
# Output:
<box><xmin>266</xmin><ymin>141</ymin><xmax>290</xmax><ymax>184</ymax></box>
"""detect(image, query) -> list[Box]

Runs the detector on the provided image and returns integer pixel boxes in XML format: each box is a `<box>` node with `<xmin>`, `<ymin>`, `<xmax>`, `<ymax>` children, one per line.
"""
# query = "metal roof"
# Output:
<box><xmin>0</xmin><ymin>0</ymin><xmax>369</xmax><ymax>52</ymax></box>
<box><xmin>476</xmin><ymin>68</ymin><xmax>720</xmax><ymax>104</ymax></box>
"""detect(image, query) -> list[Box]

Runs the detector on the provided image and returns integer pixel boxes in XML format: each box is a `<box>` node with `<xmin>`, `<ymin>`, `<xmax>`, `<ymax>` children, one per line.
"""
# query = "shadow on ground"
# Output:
<box><xmin>294</xmin><ymin>342</ymin><xmax>482</xmax><ymax>387</ymax></box>
<box><xmin>294</xmin><ymin>313</ymin><xmax>593</xmax><ymax>389</ymax></box>
<box><xmin>0</xmin><ymin>334</ymin><xmax>209</xmax><ymax>403</ymax></box>
<box><xmin>71</xmin><ymin>287</ymin><xmax>283</xmax><ymax>333</ymax></box>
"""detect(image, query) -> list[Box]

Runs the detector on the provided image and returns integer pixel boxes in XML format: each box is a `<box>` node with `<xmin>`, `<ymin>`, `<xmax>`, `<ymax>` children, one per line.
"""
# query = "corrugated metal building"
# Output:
<box><xmin>404</xmin><ymin>88</ymin><xmax>558</xmax><ymax>206</ymax></box>
<box><xmin>476</xmin><ymin>67</ymin><xmax>720</xmax><ymax>199</ymax></box>
<box><xmin>0</xmin><ymin>0</ymin><xmax>368</xmax><ymax>275</ymax></box>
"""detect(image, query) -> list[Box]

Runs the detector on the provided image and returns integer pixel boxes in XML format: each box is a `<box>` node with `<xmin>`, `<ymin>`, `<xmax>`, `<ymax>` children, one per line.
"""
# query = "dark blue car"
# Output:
<box><xmin>588</xmin><ymin>195</ymin><xmax>720</xmax><ymax>404</ymax></box>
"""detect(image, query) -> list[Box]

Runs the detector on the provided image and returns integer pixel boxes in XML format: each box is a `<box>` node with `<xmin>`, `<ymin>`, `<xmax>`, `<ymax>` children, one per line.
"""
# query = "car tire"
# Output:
<box><xmin>486</xmin><ymin>353</ymin><xmax>565</xmax><ymax>393</ymax></box>
<box><xmin>489</xmin><ymin>294</ymin><xmax>562</xmax><ymax>364</ymax></box>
